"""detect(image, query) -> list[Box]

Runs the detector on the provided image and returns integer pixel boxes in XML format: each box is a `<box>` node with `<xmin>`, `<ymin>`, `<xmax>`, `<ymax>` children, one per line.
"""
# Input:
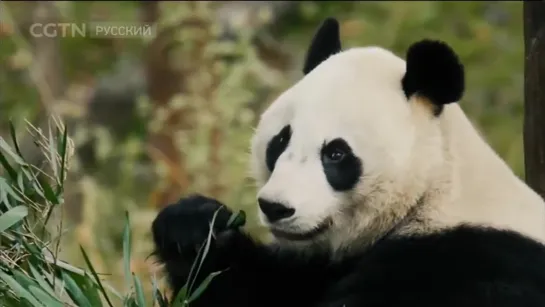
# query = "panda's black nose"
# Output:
<box><xmin>258</xmin><ymin>198</ymin><xmax>295</xmax><ymax>223</ymax></box>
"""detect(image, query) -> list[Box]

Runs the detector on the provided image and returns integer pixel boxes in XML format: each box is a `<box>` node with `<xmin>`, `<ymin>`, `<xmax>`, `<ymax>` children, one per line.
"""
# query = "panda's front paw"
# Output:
<box><xmin>151</xmin><ymin>194</ymin><xmax>240</xmax><ymax>262</ymax></box>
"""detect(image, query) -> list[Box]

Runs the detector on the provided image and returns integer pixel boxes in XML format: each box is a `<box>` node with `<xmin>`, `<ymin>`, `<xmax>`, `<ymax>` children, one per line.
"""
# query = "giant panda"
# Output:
<box><xmin>151</xmin><ymin>18</ymin><xmax>545</xmax><ymax>307</ymax></box>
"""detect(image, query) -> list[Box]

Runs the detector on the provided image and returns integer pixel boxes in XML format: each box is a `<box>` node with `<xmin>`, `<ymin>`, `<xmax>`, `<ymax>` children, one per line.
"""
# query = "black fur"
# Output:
<box><xmin>321</xmin><ymin>138</ymin><xmax>362</xmax><ymax>191</ymax></box>
<box><xmin>266</xmin><ymin>125</ymin><xmax>292</xmax><ymax>172</ymax></box>
<box><xmin>303</xmin><ymin>18</ymin><xmax>342</xmax><ymax>75</ymax></box>
<box><xmin>152</xmin><ymin>195</ymin><xmax>545</xmax><ymax>307</ymax></box>
<box><xmin>402</xmin><ymin>40</ymin><xmax>465</xmax><ymax>115</ymax></box>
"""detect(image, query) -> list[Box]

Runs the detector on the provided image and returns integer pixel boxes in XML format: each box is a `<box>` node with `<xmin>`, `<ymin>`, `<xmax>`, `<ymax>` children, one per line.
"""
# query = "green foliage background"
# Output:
<box><xmin>0</xmin><ymin>1</ymin><xmax>528</xmax><ymax>305</ymax></box>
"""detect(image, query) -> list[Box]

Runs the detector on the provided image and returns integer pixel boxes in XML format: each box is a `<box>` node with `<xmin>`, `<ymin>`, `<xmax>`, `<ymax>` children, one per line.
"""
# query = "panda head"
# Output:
<box><xmin>250</xmin><ymin>18</ymin><xmax>465</xmax><ymax>252</ymax></box>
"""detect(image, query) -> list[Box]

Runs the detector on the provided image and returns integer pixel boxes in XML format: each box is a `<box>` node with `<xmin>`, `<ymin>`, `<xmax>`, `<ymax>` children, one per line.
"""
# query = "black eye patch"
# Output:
<box><xmin>320</xmin><ymin>138</ymin><xmax>362</xmax><ymax>191</ymax></box>
<box><xmin>265</xmin><ymin>125</ymin><xmax>292</xmax><ymax>172</ymax></box>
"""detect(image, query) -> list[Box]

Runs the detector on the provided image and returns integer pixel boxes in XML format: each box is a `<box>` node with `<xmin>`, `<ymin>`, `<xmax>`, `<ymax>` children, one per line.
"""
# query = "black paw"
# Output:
<box><xmin>151</xmin><ymin>194</ymin><xmax>243</xmax><ymax>262</ymax></box>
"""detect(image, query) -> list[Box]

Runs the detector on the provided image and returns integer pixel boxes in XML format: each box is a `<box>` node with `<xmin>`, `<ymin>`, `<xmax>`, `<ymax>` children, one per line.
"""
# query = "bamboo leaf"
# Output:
<box><xmin>186</xmin><ymin>271</ymin><xmax>223</xmax><ymax>303</ymax></box>
<box><xmin>8</xmin><ymin>121</ymin><xmax>24</xmax><ymax>159</ymax></box>
<box><xmin>0</xmin><ymin>137</ymin><xmax>26</xmax><ymax>165</ymax></box>
<box><xmin>56</xmin><ymin>125</ymin><xmax>68</xmax><ymax>195</ymax></box>
<box><xmin>171</xmin><ymin>284</ymin><xmax>189</xmax><ymax>307</ymax></box>
<box><xmin>28</xmin><ymin>286</ymin><xmax>63</xmax><ymax>307</ymax></box>
<box><xmin>38</xmin><ymin>176</ymin><xmax>59</xmax><ymax>205</ymax></box>
<box><xmin>28</xmin><ymin>264</ymin><xmax>56</xmax><ymax>298</ymax></box>
<box><xmin>0</xmin><ymin>150</ymin><xmax>17</xmax><ymax>181</ymax></box>
<box><xmin>80</xmin><ymin>246</ymin><xmax>116</xmax><ymax>307</ymax></box>
<box><xmin>0</xmin><ymin>205</ymin><xmax>28</xmax><ymax>233</ymax></box>
<box><xmin>61</xmin><ymin>271</ymin><xmax>93</xmax><ymax>307</ymax></box>
<box><xmin>47</xmin><ymin>125</ymin><xmax>58</xmax><ymax>179</ymax></box>
<box><xmin>132</xmin><ymin>273</ymin><xmax>146</xmax><ymax>307</ymax></box>
<box><xmin>152</xmin><ymin>276</ymin><xmax>169</xmax><ymax>307</ymax></box>
<box><xmin>123</xmin><ymin>211</ymin><xmax>132</xmax><ymax>289</ymax></box>
<box><xmin>1</xmin><ymin>178</ymin><xmax>24</xmax><ymax>203</ymax></box>
<box><xmin>0</xmin><ymin>178</ymin><xmax>13</xmax><ymax>209</ymax></box>
<box><xmin>188</xmin><ymin>209</ymin><xmax>219</xmax><ymax>294</ymax></box>
<box><xmin>63</xmin><ymin>269</ymin><xmax>104</xmax><ymax>307</ymax></box>
<box><xmin>0</xmin><ymin>270</ymin><xmax>42</xmax><ymax>307</ymax></box>
<box><xmin>226</xmin><ymin>210</ymin><xmax>246</xmax><ymax>229</ymax></box>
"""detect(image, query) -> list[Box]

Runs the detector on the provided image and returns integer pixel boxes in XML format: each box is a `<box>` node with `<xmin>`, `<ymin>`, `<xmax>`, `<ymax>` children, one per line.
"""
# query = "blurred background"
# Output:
<box><xmin>0</xmin><ymin>0</ymin><xmax>527</xmax><ymax>298</ymax></box>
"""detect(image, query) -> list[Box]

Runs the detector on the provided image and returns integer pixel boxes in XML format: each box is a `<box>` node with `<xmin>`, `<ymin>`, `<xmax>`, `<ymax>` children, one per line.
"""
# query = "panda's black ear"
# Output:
<box><xmin>303</xmin><ymin>17</ymin><xmax>342</xmax><ymax>75</ymax></box>
<box><xmin>402</xmin><ymin>40</ymin><xmax>465</xmax><ymax>114</ymax></box>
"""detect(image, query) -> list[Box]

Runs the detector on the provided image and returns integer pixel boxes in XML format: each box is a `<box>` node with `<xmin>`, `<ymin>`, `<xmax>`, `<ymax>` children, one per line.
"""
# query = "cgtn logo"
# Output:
<box><xmin>29</xmin><ymin>23</ymin><xmax>86</xmax><ymax>38</ymax></box>
<box><xmin>28</xmin><ymin>22</ymin><xmax>156</xmax><ymax>39</ymax></box>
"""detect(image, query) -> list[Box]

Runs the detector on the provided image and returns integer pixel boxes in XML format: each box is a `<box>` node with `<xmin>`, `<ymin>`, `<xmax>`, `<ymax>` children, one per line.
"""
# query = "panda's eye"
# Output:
<box><xmin>325</xmin><ymin>148</ymin><xmax>346</xmax><ymax>162</ymax></box>
<box><xmin>322</xmin><ymin>139</ymin><xmax>352</xmax><ymax>164</ymax></box>
<box><xmin>321</xmin><ymin>138</ymin><xmax>362</xmax><ymax>192</ymax></box>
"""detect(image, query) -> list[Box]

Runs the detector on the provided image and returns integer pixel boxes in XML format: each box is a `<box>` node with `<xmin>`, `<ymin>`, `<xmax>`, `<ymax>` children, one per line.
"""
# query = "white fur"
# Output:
<box><xmin>250</xmin><ymin>46</ymin><xmax>545</xmax><ymax>250</ymax></box>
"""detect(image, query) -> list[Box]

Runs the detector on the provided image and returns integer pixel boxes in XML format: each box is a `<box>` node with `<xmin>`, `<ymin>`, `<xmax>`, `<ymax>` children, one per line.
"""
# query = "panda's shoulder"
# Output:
<box><xmin>374</xmin><ymin>224</ymin><xmax>545</xmax><ymax>264</ymax></box>
<box><xmin>328</xmin><ymin>225</ymin><xmax>545</xmax><ymax>306</ymax></box>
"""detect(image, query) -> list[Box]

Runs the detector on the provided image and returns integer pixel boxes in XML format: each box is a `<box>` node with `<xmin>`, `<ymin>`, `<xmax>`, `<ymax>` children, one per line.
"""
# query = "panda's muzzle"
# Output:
<box><xmin>270</xmin><ymin>216</ymin><xmax>333</xmax><ymax>241</ymax></box>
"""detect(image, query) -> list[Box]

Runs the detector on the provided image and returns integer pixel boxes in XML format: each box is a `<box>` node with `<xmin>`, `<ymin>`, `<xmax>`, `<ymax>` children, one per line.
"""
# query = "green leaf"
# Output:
<box><xmin>0</xmin><ymin>178</ymin><xmax>24</xmax><ymax>203</ymax></box>
<box><xmin>186</xmin><ymin>271</ymin><xmax>223</xmax><ymax>303</ymax></box>
<box><xmin>124</xmin><ymin>296</ymin><xmax>138</xmax><ymax>307</ymax></box>
<box><xmin>154</xmin><ymin>288</ymin><xmax>169</xmax><ymax>307</ymax></box>
<box><xmin>12</xmin><ymin>270</ymin><xmax>39</xmax><ymax>290</ymax></box>
<box><xmin>171</xmin><ymin>284</ymin><xmax>189</xmax><ymax>307</ymax></box>
<box><xmin>80</xmin><ymin>246</ymin><xmax>116</xmax><ymax>307</ymax></box>
<box><xmin>132</xmin><ymin>273</ymin><xmax>146</xmax><ymax>307</ymax></box>
<box><xmin>28</xmin><ymin>264</ymin><xmax>56</xmax><ymax>299</ymax></box>
<box><xmin>122</xmin><ymin>211</ymin><xmax>132</xmax><ymax>289</ymax></box>
<box><xmin>0</xmin><ymin>205</ymin><xmax>28</xmax><ymax>233</ymax></box>
<box><xmin>8</xmin><ymin>121</ymin><xmax>24</xmax><ymax>159</ymax></box>
<box><xmin>188</xmin><ymin>209</ymin><xmax>218</xmax><ymax>293</ymax></box>
<box><xmin>16</xmin><ymin>171</ymin><xmax>25</xmax><ymax>193</ymax></box>
<box><xmin>20</xmin><ymin>239</ymin><xmax>43</xmax><ymax>260</ymax></box>
<box><xmin>41</xmin><ymin>269</ymin><xmax>66</xmax><ymax>296</ymax></box>
<box><xmin>63</xmin><ymin>269</ymin><xmax>104</xmax><ymax>307</ymax></box>
<box><xmin>47</xmin><ymin>126</ymin><xmax>58</xmax><ymax>179</ymax></box>
<box><xmin>151</xmin><ymin>276</ymin><xmax>169</xmax><ymax>307</ymax></box>
<box><xmin>0</xmin><ymin>150</ymin><xmax>17</xmax><ymax>181</ymax></box>
<box><xmin>61</xmin><ymin>271</ymin><xmax>93</xmax><ymax>307</ymax></box>
<box><xmin>21</xmin><ymin>168</ymin><xmax>45</xmax><ymax>200</ymax></box>
<box><xmin>28</xmin><ymin>286</ymin><xmax>63</xmax><ymax>307</ymax></box>
<box><xmin>173</xmin><ymin>209</ymin><xmax>221</xmax><ymax>307</ymax></box>
<box><xmin>0</xmin><ymin>179</ymin><xmax>13</xmax><ymax>209</ymax></box>
<box><xmin>56</xmin><ymin>125</ymin><xmax>68</xmax><ymax>195</ymax></box>
<box><xmin>226</xmin><ymin>209</ymin><xmax>246</xmax><ymax>229</ymax></box>
<box><xmin>101</xmin><ymin>282</ymin><xmax>124</xmax><ymax>301</ymax></box>
<box><xmin>38</xmin><ymin>176</ymin><xmax>59</xmax><ymax>205</ymax></box>
<box><xmin>0</xmin><ymin>270</ymin><xmax>43</xmax><ymax>307</ymax></box>
<box><xmin>0</xmin><ymin>294</ymin><xmax>26</xmax><ymax>307</ymax></box>
<box><xmin>0</xmin><ymin>136</ymin><xmax>26</xmax><ymax>165</ymax></box>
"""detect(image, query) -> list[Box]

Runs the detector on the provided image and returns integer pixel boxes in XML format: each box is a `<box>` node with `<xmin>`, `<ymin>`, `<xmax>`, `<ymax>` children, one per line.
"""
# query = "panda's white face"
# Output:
<box><xmin>249</xmin><ymin>18</ymin><xmax>465</xmax><ymax>250</ymax></box>
<box><xmin>250</xmin><ymin>47</ymin><xmax>444</xmax><ymax>248</ymax></box>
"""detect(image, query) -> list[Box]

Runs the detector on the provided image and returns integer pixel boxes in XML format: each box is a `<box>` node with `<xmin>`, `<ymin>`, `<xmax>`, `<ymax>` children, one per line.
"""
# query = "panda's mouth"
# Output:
<box><xmin>270</xmin><ymin>217</ymin><xmax>332</xmax><ymax>241</ymax></box>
